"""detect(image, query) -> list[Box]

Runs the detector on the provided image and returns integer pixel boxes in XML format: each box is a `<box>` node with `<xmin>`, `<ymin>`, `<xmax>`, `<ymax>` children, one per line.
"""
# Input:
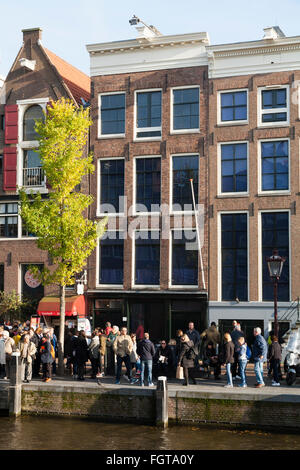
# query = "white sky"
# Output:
<box><xmin>1</xmin><ymin>0</ymin><xmax>300</xmax><ymax>78</ymax></box>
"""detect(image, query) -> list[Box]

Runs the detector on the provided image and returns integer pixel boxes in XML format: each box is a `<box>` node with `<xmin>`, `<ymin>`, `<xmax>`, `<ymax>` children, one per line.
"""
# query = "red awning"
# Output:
<box><xmin>37</xmin><ymin>295</ymin><xmax>85</xmax><ymax>317</ymax></box>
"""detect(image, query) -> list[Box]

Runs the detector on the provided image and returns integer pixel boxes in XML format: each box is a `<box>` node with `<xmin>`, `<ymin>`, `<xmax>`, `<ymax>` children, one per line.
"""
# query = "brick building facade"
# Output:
<box><xmin>86</xmin><ymin>30</ymin><xmax>210</xmax><ymax>341</ymax></box>
<box><xmin>87</xmin><ymin>25</ymin><xmax>300</xmax><ymax>343</ymax></box>
<box><xmin>0</xmin><ymin>28</ymin><xmax>90</xmax><ymax>324</ymax></box>
<box><xmin>207</xmin><ymin>26</ymin><xmax>300</xmax><ymax>341</ymax></box>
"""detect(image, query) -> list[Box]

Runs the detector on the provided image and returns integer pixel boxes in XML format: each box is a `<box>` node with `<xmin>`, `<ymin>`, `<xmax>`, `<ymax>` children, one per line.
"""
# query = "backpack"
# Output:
<box><xmin>246</xmin><ymin>345</ymin><xmax>252</xmax><ymax>360</ymax></box>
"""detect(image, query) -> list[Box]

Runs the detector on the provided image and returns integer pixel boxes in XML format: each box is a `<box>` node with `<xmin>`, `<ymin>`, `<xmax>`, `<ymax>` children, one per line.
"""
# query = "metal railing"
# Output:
<box><xmin>279</xmin><ymin>297</ymin><xmax>300</xmax><ymax>325</ymax></box>
<box><xmin>23</xmin><ymin>167</ymin><xmax>45</xmax><ymax>187</ymax></box>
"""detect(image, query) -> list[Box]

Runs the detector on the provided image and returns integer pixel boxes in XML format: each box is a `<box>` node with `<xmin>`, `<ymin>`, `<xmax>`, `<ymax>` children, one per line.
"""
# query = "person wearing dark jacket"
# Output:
<box><xmin>178</xmin><ymin>334</ymin><xmax>197</xmax><ymax>386</ymax></box>
<box><xmin>32</xmin><ymin>327</ymin><xmax>43</xmax><ymax>377</ymax></box>
<box><xmin>267</xmin><ymin>335</ymin><xmax>282</xmax><ymax>386</ymax></box>
<box><xmin>186</xmin><ymin>322</ymin><xmax>200</xmax><ymax>349</ymax></box>
<box><xmin>221</xmin><ymin>333</ymin><xmax>235</xmax><ymax>388</ymax></box>
<box><xmin>253</xmin><ymin>327</ymin><xmax>268</xmax><ymax>388</ymax></box>
<box><xmin>40</xmin><ymin>334</ymin><xmax>54</xmax><ymax>382</ymax></box>
<box><xmin>230</xmin><ymin>324</ymin><xmax>245</xmax><ymax>379</ymax></box>
<box><xmin>75</xmin><ymin>330</ymin><xmax>89</xmax><ymax>381</ymax></box>
<box><xmin>154</xmin><ymin>340</ymin><xmax>174</xmax><ymax>378</ymax></box>
<box><xmin>137</xmin><ymin>332</ymin><xmax>156</xmax><ymax>386</ymax></box>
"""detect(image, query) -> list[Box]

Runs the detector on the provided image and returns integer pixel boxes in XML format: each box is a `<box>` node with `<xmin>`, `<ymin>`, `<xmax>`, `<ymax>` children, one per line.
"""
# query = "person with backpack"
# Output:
<box><xmin>236</xmin><ymin>336</ymin><xmax>248</xmax><ymax>387</ymax></box>
<box><xmin>178</xmin><ymin>334</ymin><xmax>197</xmax><ymax>386</ymax></box>
<box><xmin>40</xmin><ymin>333</ymin><xmax>54</xmax><ymax>383</ymax></box>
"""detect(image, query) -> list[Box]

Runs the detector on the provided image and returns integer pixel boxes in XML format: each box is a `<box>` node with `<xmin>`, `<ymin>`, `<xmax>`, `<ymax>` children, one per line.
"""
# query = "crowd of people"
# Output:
<box><xmin>0</xmin><ymin>319</ymin><xmax>283</xmax><ymax>388</ymax></box>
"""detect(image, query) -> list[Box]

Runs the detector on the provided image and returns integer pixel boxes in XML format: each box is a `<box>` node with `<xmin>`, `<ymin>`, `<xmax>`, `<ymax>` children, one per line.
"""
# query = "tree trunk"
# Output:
<box><xmin>58</xmin><ymin>284</ymin><xmax>66</xmax><ymax>376</ymax></box>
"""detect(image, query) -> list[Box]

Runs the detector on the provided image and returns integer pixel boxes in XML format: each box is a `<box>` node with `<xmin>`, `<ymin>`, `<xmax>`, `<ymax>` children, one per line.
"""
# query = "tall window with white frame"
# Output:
<box><xmin>172</xmin><ymin>155</ymin><xmax>199</xmax><ymax>212</ymax></box>
<box><xmin>99</xmin><ymin>93</ymin><xmax>125</xmax><ymax>136</ymax></box>
<box><xmin>220</xmin><ymin>90</ymin><xmax>247</xmax><ymax>123</ymax></box>
<box><xmin>220</xmin><ymin>143</ymin><xmax>247</xmax><ymax>193</ymax></box>
<box><xmin>172</xmin><ymin>230</ymin><xmax>198</xmax><ymax>286</ymax></box>
<box><xmin>99</xmin><ymin>231</ymin><xmax>124</xmax><ymax>285</ymax></box>
<box><xmin>260</xmin><ymin>87</ymin><xmax>288</xmax><ymax>124</ymax></box>
<box><xmin>22</xmin><ymin>105</ymin><xmax>45</xmax><ymax>187</ymax></box>
<box><xmin>135</xmin><ymin>90</ymin><xmax>162</xmax><ymax>139</ymax></box>
<box><xmin>221</xmin><ymin>213</ymin><xmax>248</xmax><ymax>301</ymax></box>
<box><xmin>99</xmin><ymin>159</ymin><xmax>124</xmax><ymax>214</ymax></box>
<box><xmin>134</xmin><ymin>231</ymin><xmax>160</xmax><ymax>286</ymax></box>
<box><xmin>172</xmin><ymin>87</ymin><xmax>199</xmax><ymax>132</ymax></box>
<box><xmin>260</xmin><ymin>140</ymin><xmax>289</xmax><ymax>192</ymax></box>
<box><xmin>261</xmin><ymin>212</ymin><xmax>289</xmax><ymax>301</ymax></box>
<box><xmin>135</xmin><ymin>157</ymin><xmax>161</xmax><ymax>212</ymax></box>
<box><xmin>0</xmin><ymin>203</ymin><xmax>18</xmax><ymax>238</ymax></box>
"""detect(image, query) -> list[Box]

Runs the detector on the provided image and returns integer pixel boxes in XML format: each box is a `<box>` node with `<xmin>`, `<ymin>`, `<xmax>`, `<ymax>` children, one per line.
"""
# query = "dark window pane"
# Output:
<box><xmin>221</xmin><ymin>143</ymin><xmax>247</xmax><ymax>193</ymax></box>
<box><xmin>173</xmin><ymin>88</ymin><xmax>199</xmax><ymax>130</ymax></box>
<box><xmin>100</xmin><ymin>159</ymin><xmax>124</xmax><ymax>213</ymax></box>
<box><xmin>137</xmin><ymin>91</ymin><xmax>161</xmax><ymax>137</ymax></box>
<box><xmin>172</xmin><ymin>230</ymin><xmax>198</xmax><ymax>285</ymax></box>
<box><xmin>221</xmin><ymin>91</ymin><xmax>247</xmax><ymax>122</ymax></box>
<box><xmin>221</xmin><ymin>214</ymin><xmax>248</xmax><ymax>301</ymax></box>
<box><xmin>101</xmin><ymin>93</ymin><xmax>125</xmax><ymax>135</ymax></box>
<box><xmin>172</xmin><ymin>155</ymin><xmax>198</xmax><ymax>210</ymax></box>
<box><xmin>135</xmin><ymin>231</ymin><xmax>160</xmax><ymax>285</ymax></box>
<box><xmin>261</xmin><ymin>141</ymin><xmax>289</xmax><ymax>191</ymax></box>
<box><xmin>100</xmin><ymin>232</ymin><xmax>124</xmax><ymax>284</ymax></box>
<box><xmin>262</xmin><ymin>212</ymin><xmax>289</xmax><ymax>301</ymax></box>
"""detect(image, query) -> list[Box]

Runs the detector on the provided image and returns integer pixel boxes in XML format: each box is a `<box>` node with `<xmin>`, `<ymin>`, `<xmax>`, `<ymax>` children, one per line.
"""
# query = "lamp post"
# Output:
<box><xmin>266</xmin><ymin>249</ymin><xmax>286</xmax><ymax>338</ymax></box>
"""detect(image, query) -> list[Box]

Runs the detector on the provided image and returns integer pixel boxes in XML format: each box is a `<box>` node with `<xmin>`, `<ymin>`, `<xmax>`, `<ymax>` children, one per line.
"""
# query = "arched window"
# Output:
<box><xmin>23</xmin><ymin>105</ymin><xmax>44</xmax><ymax>141</ymax></box>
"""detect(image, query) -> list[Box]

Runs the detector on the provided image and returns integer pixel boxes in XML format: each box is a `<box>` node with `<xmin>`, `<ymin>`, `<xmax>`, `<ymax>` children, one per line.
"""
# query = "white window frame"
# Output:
<box><xmin>217</xmin><ymin>211</ymin><xmax>249</xmax><ymax>303</ymax></box>
<box><xmin>0</xmin><ymin>201</ymin><xmax>19</xmax><ymax>240</ymax></box>
<box><xmin>169</xmin><ymin>228</ymin><xmax>199</xmax><ymax>289</ymax></box>
<box><xmin>217</xmin><ymin>88</ymin><xmax>248</xmax><ymax>126</ymax></box>
<box><xmin>16</xmin><ymin>98</ymin><xmax>48</xmax><ymax>194</ymax></box>
<box><xmin>132</xmin><ymin>229</ymin><xmax>161</xmax><ymax>289</ymax></box>
<box><xmin>257</xmin><ymin>138</ymin><xmax>290</xmax><ymax>196</ymax></box>
<box><xmin>98</xmin><ymin>91</ymin><xmax>126</xmax><ymax>139</ymax></box>
<box><xmin>170</xmin><ymin>85</ymin><xmax>200</xmax><ymax>134</ymax></box>
<box><xmin>170</xmin><ymin>153</ymin><xmax>200</xmax><ymax>215</ymax></box>
<box><xmin>258</xmin><ymin>209</ymin><xmax>291</xmax><ymax>303</ymax></box>
<box><xmin>133</xmin><ymin>155</ymin><xmax>162</xmax><ymax>216</ymax></box>
<box><xmin>96</xmin><ymin>229</ymin><xmax>125</xmax><ymax>288</ymax></box>
<box><xmin>97</xmin><ymin>157</ymin><xmax>125</xmax><ymax>217</ymax></box>
<box><xmin>134</xmin><ymin>88</ymin><xmax>162</xmax><ymax>141</ymax></box>
<box><xmin>257</xmin><ymin>85</ymin><xmax>289</xmax><ymax>128</ymax></box>
<box><xmin>217</xmin><ymin>141</ymin><xmax>249</xmax><ymax>197</ymax></box>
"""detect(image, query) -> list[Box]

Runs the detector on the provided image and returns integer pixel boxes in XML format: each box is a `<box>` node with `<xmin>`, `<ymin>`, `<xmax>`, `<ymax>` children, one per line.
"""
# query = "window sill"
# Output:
<box><xmin>257</xmin><ymin>191</ymin><xmax>291</xmax><ymax>197</ymax></box>
<box><xmin>168</xmin><ymin>285</ymin><xmax>199</xmax><ymax>289</ymax></box>
<box><xmin>97</xmin><ymin>134</ymin><xmax>125</xmax><ymax>140</ymax></box>
<box><xmin>170</xmin><ymin>129</ymin><xmax>201</xmax><ymax>135</ymax></box>
<box><xmin>217</xmin><ymin>193</ymin><xmax>249</xmax><ymax>198</ymax></box>
<box><xmin>257</xmin><ymin>123</ymin><xmax>290</xmax><ymax>129</ymax></box>
<box><xmin>216</xmin><ymin>121</ymin><xmax>248</xmax><ymax>127</ymax></box>
<box><xmin>96</xmin><ymin>285</ymin><xmax>124</xmax><ymax>289</ymax></box>
<box><xmin>133</xmin><ymin>137</ymin><xmax>162</xmax><ymax>142</ymax></box>
<box><xmin>132</xmin><ymin>285</ymin><xmax>161</xmax><ymax>289</ymax></box>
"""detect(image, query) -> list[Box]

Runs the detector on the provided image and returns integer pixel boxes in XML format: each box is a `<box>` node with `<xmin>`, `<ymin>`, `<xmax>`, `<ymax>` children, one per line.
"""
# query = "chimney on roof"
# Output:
<box><xmin>22</xmin><ymin>27</ymin><xmax>43</xmax><ymax>44</ymax></box>
<box><xmin>21</xmin><ymin>27</ymin><xmax>42</xmax><ymax>61</ymax></box>
<box><xmin>263</xmin><ymin>26</ymin><xmax>286</xmax><ymax>40</ymax></box>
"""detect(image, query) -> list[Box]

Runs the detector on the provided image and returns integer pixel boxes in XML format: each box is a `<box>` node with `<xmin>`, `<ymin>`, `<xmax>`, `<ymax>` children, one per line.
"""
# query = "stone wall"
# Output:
<box><xmin>21</xmin><ymin>385</ymin><xmax>156</xmax><ymax>424</ymax></box>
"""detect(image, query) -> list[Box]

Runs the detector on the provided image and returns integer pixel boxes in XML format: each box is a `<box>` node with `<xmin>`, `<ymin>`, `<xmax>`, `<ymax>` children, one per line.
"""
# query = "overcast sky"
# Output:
<box><xmin>1</xmin><ymin>0</ymin><xmax>300</xmax><ymax>78</ymax></box>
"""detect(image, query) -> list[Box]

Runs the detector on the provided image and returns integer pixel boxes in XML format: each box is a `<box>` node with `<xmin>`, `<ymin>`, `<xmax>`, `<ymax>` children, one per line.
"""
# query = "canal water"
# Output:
<box><xmin>1</xmin><ymin>416</ymin><xmax>300</xmax><ymax>450</ymax></box>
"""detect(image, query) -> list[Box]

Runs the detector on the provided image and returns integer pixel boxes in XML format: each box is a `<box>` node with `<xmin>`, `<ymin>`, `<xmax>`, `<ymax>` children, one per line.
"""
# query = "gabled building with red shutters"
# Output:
<box><xmin>0</xmin><ymin>28</ymin><xmax>90</xmax><ymax>323</ymax></box>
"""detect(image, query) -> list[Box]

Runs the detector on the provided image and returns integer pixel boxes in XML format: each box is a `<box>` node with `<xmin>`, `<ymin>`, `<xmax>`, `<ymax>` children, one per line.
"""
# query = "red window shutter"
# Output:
<box><xmin>4</xmin><ymin>105</ymin><xmax>18</xmax><ymax>144</ymax></box>
<box><xmin>3</xmin><ymin>146</ymin><xmax>17</xmax><ymax>191</ymax></box>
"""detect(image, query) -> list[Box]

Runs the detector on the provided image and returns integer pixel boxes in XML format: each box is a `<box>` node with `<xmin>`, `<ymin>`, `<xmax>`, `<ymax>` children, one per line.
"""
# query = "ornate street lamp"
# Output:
<box><xmin>266</xmin><ymin>249</ymin><xmax>286</xmax><ymax>338</ymax></box>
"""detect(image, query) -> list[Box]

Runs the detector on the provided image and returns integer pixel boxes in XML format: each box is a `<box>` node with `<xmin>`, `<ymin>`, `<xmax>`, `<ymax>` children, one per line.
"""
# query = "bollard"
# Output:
<box><xmin>8</xmin><ymin>352</ymin><xmax>22</xmax><ymax>417</ymax></box>
<box><xmin>155</xmin><ymin>376</ymin><xmax>168</xmax><ymax>428</ymax></box>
